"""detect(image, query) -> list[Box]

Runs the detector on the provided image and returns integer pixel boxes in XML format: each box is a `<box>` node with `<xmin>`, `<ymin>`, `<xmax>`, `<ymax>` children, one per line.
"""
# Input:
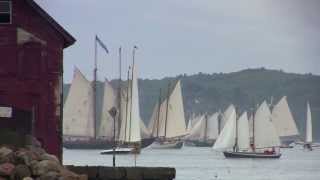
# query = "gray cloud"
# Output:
<box><xmin>35</xmin><ymin>0</ymin><xmax>320</xmax><ymax>82</ymax></box>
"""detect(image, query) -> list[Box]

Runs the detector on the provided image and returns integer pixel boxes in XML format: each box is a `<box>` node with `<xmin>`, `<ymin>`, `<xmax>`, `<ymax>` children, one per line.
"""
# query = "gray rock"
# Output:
<box><xmin>0</xmin><ymin>147</ymin><xmax>13</xmax><ymax>157</ymax></box>
<box><xmin>32</xmin><ymin>160</ymin><xmax>61</xmax><ymax>176</ymax></box>
<box><xmin>40</xmin><ymin>154</ymin><xmax>59</xmax><ymax>164</ymax></box>
<box><xmin>39</xmin><ymin>171</ymin><xmax>60</xmax><ymax>180</ymax></box>
<box><xmin>11</xmin><ymin>164</ymin><xmax>31</xmax><ymax>180</ymax></box>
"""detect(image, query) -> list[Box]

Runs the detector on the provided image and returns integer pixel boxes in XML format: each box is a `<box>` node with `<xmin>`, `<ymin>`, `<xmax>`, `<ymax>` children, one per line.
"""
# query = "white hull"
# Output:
<box><xmin>100</xmin><ymin>147</ymin><xmax>136</xmax><ymax>155</ymax></box>
<box><xmin>150</xmin><ymin>140</ymin><xmax>183</xmax><ymax>149</ymax></box>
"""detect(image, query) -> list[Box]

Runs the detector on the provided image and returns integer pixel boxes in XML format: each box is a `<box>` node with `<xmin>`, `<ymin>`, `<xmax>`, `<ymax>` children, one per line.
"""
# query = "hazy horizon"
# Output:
<box><xmin>35</xmin><ymin>0</ymin><xmax>320</xmax><ymax>83</ymax></box>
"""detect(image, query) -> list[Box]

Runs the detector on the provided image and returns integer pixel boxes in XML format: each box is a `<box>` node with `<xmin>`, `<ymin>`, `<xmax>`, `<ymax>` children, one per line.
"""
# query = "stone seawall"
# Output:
<box><xmin>66</xmin><ymin>166</ymin><xmax>176</xmax><ymax>180</ymax></box>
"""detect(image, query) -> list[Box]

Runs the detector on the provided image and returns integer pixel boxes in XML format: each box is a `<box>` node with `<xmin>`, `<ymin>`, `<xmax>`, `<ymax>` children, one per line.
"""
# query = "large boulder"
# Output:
<box><xmin>0</xmin><ymin>162</ymin><xmax>15</xmax><ymax>176</ymax></box>
<box><xmin>0</xmin><ymin>147</ymin><xmax>12</xmax><ymax>157</ymax></box>
<box><xmin>39</xmin><ymin>171</ymin><xmax>60</xmax><ymax>180</ymax></box>
<box><xmin>31</xmin><ymin>160</ymin><xmax>61</xmax><ymax>176</ymax></box>
<box><xmin>11</xmin><ymin>164</ymin><xmax>31</xmax><ymax>180</ymax></box>
<box><xmin>40</xmin><ymin>153</ymin><xmax>59</xmax><ymax>164</ymax></box>
<box><xmin>14</xmin><ymin>149</ymin><xmax>38</xmax><ymax>166</ymax></box>
<box><xmin>0</xmin><ymin>147</ymin><xmax>14</xmax><ymax>164</ymax></box>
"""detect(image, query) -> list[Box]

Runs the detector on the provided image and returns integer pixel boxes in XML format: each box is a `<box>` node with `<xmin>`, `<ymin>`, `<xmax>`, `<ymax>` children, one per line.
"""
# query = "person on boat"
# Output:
<box><xmin>264</xmin><ymin>147</ymin><xmax>275</xmax><ymax>154</ymax></box>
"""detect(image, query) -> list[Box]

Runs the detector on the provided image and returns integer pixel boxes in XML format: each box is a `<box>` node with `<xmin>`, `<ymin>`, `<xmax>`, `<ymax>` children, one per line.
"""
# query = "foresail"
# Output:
<box><xmin>185</xmin><ymin>115</ymin><xmax>205</xmax><ymax>140</ymax></box>
<box><xmin>306</xmin><ymin>102</ymin><xmax>312</xmax><ymax>143</ymax></box>
<box><xmin>213</xmin><ymin>108</ymin><xmax>236</xmax><ymax>151</ymax></box>
<box><xmin>141</xmin><ymin>120</ymin><xmax>151</xmax><ymax>139</ymax></box>
<box><xmin>207</xmin><ymin>113</ymin><xmax>219</xmax><ymax>140</ymax></box>
<box><xmin>119</xmin><ymin>66</ymin><xmax>141</xmax><ymax>143</ymax></box>
<box><xmin>222</xmin><ymin>104</ymin><xmax>235</xmax><ymax>129</ymax></box>
<box><xmin>254</xmin><ymin>101</ymin><xmax>281</xmax><ymax>149</ymax></box>
<box><xmin>98</xmin><ymin>80</ymin><xmax>118</xmax><ymax>140</ymax></box>
<box><xmin>271</xmin><ymin>96</ymin><xmax>299</xmax><ymax>137</ymax></box>
<box><xmin>148</xmin><ymin>102</ymin><xmax>159</xmax><ymax>137</ymax></box>
<box><xmin>63</xmin><ymin>68</ymin><xmax>94</xmax><ymax>138</ymax></box>
<box><xmin>165</xmin><ymin>80</ymin><xmax>187</xmax><ymax>138</ymax></box>
<box><xmin>237</xmin><ymin>112</ymin><xmax>250</xmax><ymax>150</ymax></box>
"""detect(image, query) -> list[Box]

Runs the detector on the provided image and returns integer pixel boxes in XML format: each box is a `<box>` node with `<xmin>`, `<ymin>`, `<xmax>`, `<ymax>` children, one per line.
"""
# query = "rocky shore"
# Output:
<box><xmin>0</xmin><ymin>136</ymin><xmax>87</xmax><ymax>180</ymax></box>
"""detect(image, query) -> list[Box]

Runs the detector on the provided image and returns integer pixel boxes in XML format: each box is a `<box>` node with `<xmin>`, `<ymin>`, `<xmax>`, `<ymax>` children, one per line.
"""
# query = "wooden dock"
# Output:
<box><xmin>66</xmin><ymin>166</ymin><xmax>176</xmax><ymax>180</ymax></box>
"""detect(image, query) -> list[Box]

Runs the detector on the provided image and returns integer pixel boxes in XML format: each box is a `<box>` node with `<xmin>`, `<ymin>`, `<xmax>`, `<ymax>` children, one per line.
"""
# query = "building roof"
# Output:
<box><xmin>25</xmin><ymin>0</ymin><xmax>76</xmax><ymax>48</ymax></box>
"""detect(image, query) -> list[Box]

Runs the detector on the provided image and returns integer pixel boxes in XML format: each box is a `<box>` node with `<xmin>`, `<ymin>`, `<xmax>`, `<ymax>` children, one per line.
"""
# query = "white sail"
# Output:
<box><xmin>271</xmin><ymin>96</ymin><xmax>299</xmax><ymax>137</ymax></box>
<box><xmin>237</xmin><ymin>112</ymin><xmax>250</xmax><ymax>150</ymax></box>
<box><xmin>118</xmin><ymin>87</ymin><xmax>130</xmax><ymax>142</ymax></box>
<box><xmin>163</xmin><ymin>80</ymin><xmax>187</xmax><ymax>138</ymax></box>
<box><xmin>207</xmin><ymin>113</ymin><xmax>219</xmax><ymax>140</ymax></box>
<box><xmin>63</xmin><ymin>68</ymin><xmax>94</xmax><ymax>138</ymax></box>
<box><xmin>141</xmin><ymin>120</ymin><xmax>151</xmax><ymax>139</ymax></box>
<box><xmin>254</xmin><ymin>101</ymin><xmax>281</xmax><ymax>149</ymax></box>
<box><xmin>148</xmin><ymin>102</ymin><xmax>160</xmax><ymax>137</ymax></box>
<box><xmin>306</xmin><ymin>102</ymin><xmax>312</xmax><ymax>143</ymax></box>
<box><xmin>98</xmin><ymin>80</ymin><xmax>118</xmax><ymax>140</ymax></box>
<box><xmin>118</xmin><ymin>66</ymin><xmax>141</xmax><ymax>143</ymax></box>
<box><xmin>213</xmin><ymin>108</ymin><xmax>236</xmax><ymax>150</ymax></box>
<box><xmin>222</xmin><ymin>104</ymin><xmax>236</xmax><ymax>129</ymax></box>
<box><xmin>186</xmin><ymin>115</ymin><xmax>206</xmax><ymax>140</ymax></box>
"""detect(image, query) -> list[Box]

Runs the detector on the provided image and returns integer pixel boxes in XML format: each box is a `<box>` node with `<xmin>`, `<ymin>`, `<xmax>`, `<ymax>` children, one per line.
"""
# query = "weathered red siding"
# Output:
<box><xmin>0</xmin><ymin>0</ymin><xmax>74</xmax><ymax>160</ymax></box>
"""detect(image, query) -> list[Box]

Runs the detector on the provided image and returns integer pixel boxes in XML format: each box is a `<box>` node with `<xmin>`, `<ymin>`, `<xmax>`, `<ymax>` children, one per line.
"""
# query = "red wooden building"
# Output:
<box><xmin>0</xmin><ymin>0</ymin><xmax>75</xmax><ymax>159</ymax></box>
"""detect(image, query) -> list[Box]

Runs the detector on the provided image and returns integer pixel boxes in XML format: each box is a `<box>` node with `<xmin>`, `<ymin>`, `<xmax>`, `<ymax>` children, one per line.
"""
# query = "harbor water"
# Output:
<box><xmin>63</xmin><ymin>146</ymin><xmax>320</xmax><ymax>180</ymax></box>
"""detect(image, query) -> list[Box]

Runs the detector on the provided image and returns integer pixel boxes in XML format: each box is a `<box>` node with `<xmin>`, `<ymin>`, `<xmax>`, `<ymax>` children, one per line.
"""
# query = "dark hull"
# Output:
<box><xmin>193</xmin><ymin>140</ymin><xmax>215</xmax><ymax>147</ymax></box>
<box><xmin>184</xmin><ymin>140</ymin><xmax>215</xmax><ymax>147</ymax></box>
<box><xmin>64</xmin><ymin>138</ymin><xmax>155</xmax><ymax>150</ymax></box>
<box><xmin>141</xmin><ymin>137</ymin><xmax>156</xmax><ymax>148</ymax></box>
<box><xmin>223</xmin><ymin>151</ymin><xmax>281</xmax><ymax>159</ymax></box>
<box><xmin>63</xmin><ymin>140</ymin><xmax>113</xmax><ymax>149</ymax></box>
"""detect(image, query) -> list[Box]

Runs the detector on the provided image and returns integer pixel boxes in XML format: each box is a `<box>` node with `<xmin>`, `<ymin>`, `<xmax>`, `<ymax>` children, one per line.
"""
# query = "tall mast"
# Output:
<box><xmin>124</xmin><ymin>67</ymin><xmax>131</xmax><ymax>142</ymax></box>
<box><xmin>117</xmin><ymin>47</ymin><xmax>122</xmax><ymax>138</ymax></box>
<box><xmin>156</xmin><ymin>89</ymin><xmax>162</xmax><ymax>138</ymax></box>
<box><xmin>204</xmin><ymin>114</ymin><xmax>208</xmax><ymax>141</ymax></box>
<box><xmin>252</xmin><ymin>105</ymin><xmax>256</xmax><ymax>152</ymax></box>
<box><xmin>164</xmin><ymin>82</ymin><xmax>171</xmax><ymax>138</ymax></box>
<box><xmin>234</xmin><ymin>107</ymin><xmax>238</xmax><ymax>152</ymax></box>
<box><xmin>218</xmin><ymin>110</ymin><xmax>221</xmax><ymax>135</ymax></box>
<box><xmin>93</xmin><ymin>37</ymin><xmax>98</xmax><ymax>139</ymax></box>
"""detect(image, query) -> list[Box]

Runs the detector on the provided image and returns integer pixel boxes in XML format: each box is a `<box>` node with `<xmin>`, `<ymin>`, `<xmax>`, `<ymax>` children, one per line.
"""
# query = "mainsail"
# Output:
<box><xmin>163</xmin><ymin>80</ymin><xmax>187</xmax><ymax>138</ymax></box>
<box><xmin>187</xmin><ymin>113</ymin><xmax>219</xmax><ymax>141</ymax></box>
<box><xmin>63</xmin><ymin>68</ymin><xmax>94</xmax><ymax>138</ymax></box>
<box><xmin>254</xmin><ymin>101</ymin><xmax>281</xmax><ymax>149</ymax></box>
<box><xmin>306</xmin><ymin>102</ymin><xmax>312</xmax><ymax>143</ymax></box>
<box><xmin>118</xmin><ymin>66</ymin><xmax>141</xmax><ymax>143</ymax></box>
<box><xmin>213</xmin><ymin>108</ymin><xmax>236</xmax><ymax>150</ymax></box>
<box><xmin>271</xmin><ymin>96</ymin><xmax>299</xmax><ymax>137</ymax></box>
<box><xmin>222</xmin><ymin>104</ymin><xmax>236</xmax><ymax>129</ymax></box>
<box><xmin>237</xmin><ymin>112</ymin><xmax>250</xmax><ymax>150</ymax></box>
<box><xmin>98</xmin><ymin>80</ymin><xmax>118</xmax><ymax>140</ymax></box>
<box><xmin>140</xmin><ymin>120</ymin><xmax>151</xmax><ymax>139</ymax></box>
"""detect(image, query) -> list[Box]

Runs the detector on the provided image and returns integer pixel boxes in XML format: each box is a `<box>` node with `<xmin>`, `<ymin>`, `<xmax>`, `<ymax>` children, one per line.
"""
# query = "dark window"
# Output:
<box><xmin>0</xmin><ymin>1</ymin><xmax>11</xmax><ymax>24</ymax></box>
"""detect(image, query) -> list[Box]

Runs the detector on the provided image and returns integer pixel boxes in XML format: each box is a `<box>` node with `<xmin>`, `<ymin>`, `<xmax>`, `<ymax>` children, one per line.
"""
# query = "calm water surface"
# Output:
<box><xmin>63</xmin><ymin>146</ymin><xmax>320</xmax><ymax>180</ymax></box>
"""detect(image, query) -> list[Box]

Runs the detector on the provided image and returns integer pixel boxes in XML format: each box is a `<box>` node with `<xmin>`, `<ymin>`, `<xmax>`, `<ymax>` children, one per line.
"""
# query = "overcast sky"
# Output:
<box><xmin>35</xmin><ymin>0</ymin><xmax>320</xmax><ymax>82</ymax></box>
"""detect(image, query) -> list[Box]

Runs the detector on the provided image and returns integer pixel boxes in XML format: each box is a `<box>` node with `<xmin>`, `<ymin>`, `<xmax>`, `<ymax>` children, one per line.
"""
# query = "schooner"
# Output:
<box><xmin>149</xmin><ymin>80</ymin><xmax>187</xmax><ymax>149</ymax></box>
<box><xmin>213</xmin><ymin>101</ymin><xmax>282</xmax><ymax>158</ymax></box>
<box><xmin>185</xmin><ymin>113</ymin><xmax>219</xmax><ymax>147</ymax></box>
<box><xmin>271</xmin><ymin>96</ymin><xmax>299</xmax><ymax>148</ymax></box>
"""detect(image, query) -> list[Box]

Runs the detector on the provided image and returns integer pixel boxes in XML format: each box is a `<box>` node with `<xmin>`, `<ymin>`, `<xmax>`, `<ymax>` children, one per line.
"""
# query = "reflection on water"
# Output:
<box><xmin>63</xmin><ymin>146</ymin><xmax>320</xmax><ymax>180</ymax></box>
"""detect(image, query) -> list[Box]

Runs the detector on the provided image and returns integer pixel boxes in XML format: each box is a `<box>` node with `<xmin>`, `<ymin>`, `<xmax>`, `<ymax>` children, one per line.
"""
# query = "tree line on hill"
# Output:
<box><xmin>63</xmin><ymin>68</ymin><xmax>320</xmax><ymax>141</ymax></box>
